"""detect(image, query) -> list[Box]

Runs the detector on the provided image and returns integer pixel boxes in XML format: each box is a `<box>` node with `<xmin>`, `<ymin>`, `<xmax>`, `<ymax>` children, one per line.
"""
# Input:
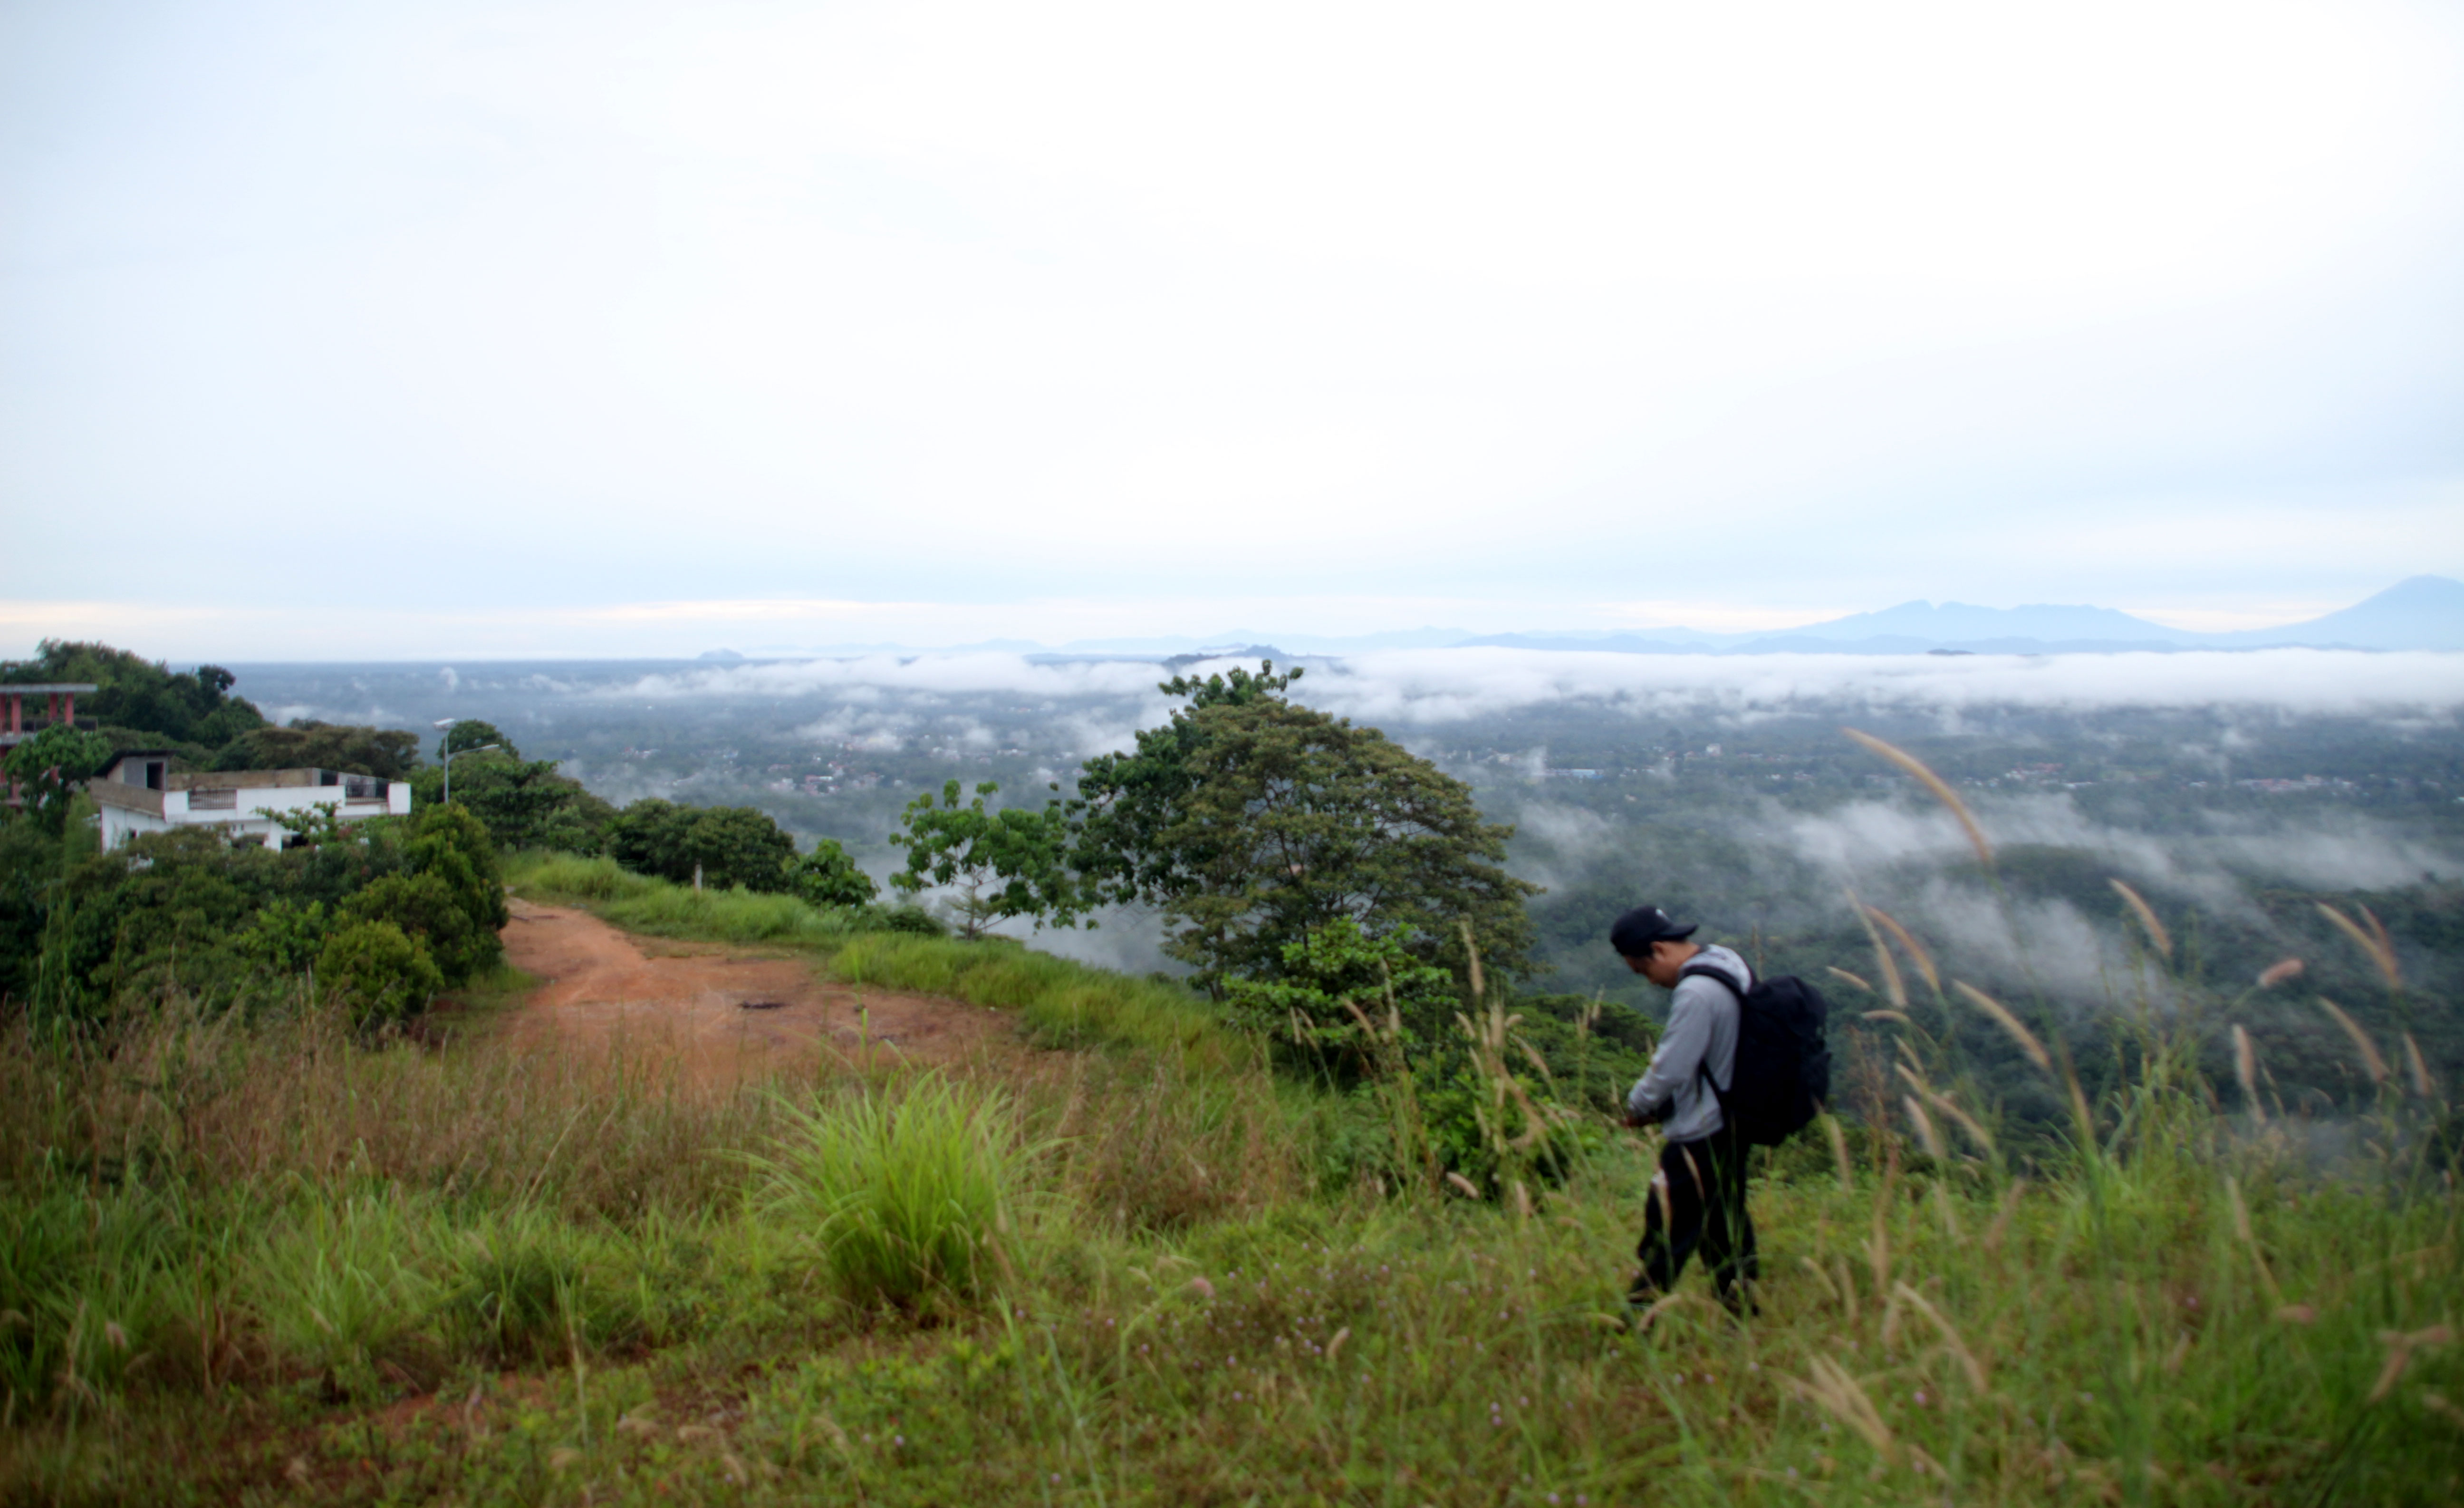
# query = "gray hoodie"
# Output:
<box><xmin>1625</xmin><ymin>943</ymin><xmax>1752</xmax><ymax>1143</ymax></box>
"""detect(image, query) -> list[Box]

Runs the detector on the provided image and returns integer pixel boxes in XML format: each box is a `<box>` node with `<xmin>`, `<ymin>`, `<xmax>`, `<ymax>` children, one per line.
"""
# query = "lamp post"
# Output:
<box><xmin>433</xmin><ymin>720</ymin><xmax>498</xmax><ymax>806</ymax></box>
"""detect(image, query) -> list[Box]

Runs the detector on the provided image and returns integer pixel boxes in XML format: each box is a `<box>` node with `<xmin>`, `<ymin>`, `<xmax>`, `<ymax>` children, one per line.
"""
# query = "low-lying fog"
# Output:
<box><xmin>237</xmin><ymin>648</ymin><xmax>2464</xmax><ymax>1058</ymax></box>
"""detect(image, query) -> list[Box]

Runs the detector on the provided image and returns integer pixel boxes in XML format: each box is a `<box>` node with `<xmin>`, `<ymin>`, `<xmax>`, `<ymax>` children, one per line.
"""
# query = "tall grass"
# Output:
<box><xmin>508</xmin><ymin>851</ymin><xmax>858</xmax><ymax>947</ymax></box>
<box><xmin>750</xmin><ymin>1074</ymin><xmax>1041</xmax><ymax>1311</ymax></box>
<box><xmin>6</xmin><ymin>820</ymin><xmax>2459</xmax><ymax>1501</ymax></box>
<box><xmin>831</xmin><ymin>931</ymin><xmax>1236</xmax><ymax>1066</ymax></box>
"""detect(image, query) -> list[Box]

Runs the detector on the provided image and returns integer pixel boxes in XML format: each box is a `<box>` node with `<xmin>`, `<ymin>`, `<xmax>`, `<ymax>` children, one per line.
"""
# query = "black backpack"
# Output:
<box><xmin>1678</xmin><ymin>964</ymin><xmax>1833</xmax><ymax>1147</ymax></box>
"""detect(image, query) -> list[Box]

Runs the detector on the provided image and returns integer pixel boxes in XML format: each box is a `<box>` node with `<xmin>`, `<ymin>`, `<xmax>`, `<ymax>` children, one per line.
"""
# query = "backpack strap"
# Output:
<box><xmin>1674</xmin><ymin>961</ymin><xmax>1743</xmax><ymax>1101</ymax></box>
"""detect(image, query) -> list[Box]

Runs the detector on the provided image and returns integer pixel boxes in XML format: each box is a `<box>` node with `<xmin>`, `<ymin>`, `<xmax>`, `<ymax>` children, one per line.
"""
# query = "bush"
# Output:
<box><xmin>505</xmin><ymin>851</ymin><xmax>656</xmax><ymax>904</ymax></box>
<box><xmin>864</xmin><ymin>902</ymin><xmax>947</xmax><ymax>937</ymax></box>
<box><xmin>317</xmin><ymin>920</ymin><xmax>443</xmax><ymax>1028</ymax></box>
<box><xmin>1222</xmin><ymin>917</ymin><xmax>1458</xmax><ymax>1074</ymax></box>
<box><xmin>606</xmin><ymin>799</ymin><xmax>799</xmax><ymax>892</ymax></box>
<box><xmin>343</xmin><ymin>873</ymin><xmax>489</xmax><ymax>986</ymax></box>
<box><xmin>751</xmin><ymin>1075</ymin><xmax>1038</xmax><ymax>1311</ymax></box>
<box><xmin>792</xmin><ymin>838</ymin><xmax>879</xmax><ymax>908</ymax></box>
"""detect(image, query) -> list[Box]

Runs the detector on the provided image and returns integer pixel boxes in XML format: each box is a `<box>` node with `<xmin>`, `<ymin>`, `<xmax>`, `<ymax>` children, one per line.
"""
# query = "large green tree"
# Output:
<box><xmin>890</xmin><ymin>780</ymin><xmax>1081</xmax><ymax>939</ymax></box>
<box><xmin>1073</xmin><ymin>664</ymin><xmax>1536</xmax><ymax>992</ymax></box>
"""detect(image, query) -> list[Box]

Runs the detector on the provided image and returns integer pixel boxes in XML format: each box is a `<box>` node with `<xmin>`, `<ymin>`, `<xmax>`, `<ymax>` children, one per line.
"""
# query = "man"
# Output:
<box><xmin>1612</xmin><ymin>904</ymin><xmax>1759</xmax><ymax>1318</ymax></box>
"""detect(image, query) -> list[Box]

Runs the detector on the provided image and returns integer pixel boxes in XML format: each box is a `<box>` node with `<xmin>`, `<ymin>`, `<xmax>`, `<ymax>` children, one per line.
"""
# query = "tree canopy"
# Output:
<box><xmin>1073</xmin><ymin>663</ymin><xmax>1536</xmax><ymax>992</ymax></box>
<box><xmin>1</xmin><ymin>640</ymin><xmax>266</xmax><ymax>753</ymax></box>
<box><xmin>606</xmin><ymin>799</ymin><xmax>799</xmax><ymax>892</ymax></box>
<box><xmin>889</xmin><ymin>779</ymin><xmax>1081</xmax><ymax>939</ymax></box>
<box><xmin>215</xmin><ymin>722</ymin><xmax>422</xmax><ymax>779</ymax></box>
<box><xmin>439</xmin><ymin>719</ymin><xmax>515</xmax><ymax>760</ymax></box>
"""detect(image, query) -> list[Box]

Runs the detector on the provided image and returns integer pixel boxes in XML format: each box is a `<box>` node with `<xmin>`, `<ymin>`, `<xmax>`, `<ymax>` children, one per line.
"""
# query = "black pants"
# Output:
<box><xmin>1633</xmin><ymin>1125</ymin><xmax>1758</xmax><ymax>1310</ymax></box>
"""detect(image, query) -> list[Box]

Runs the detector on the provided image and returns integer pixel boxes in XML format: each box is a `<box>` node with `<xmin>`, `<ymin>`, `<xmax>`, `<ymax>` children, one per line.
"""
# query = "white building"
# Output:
<box><xmin>88</xmin><ymin>751</ymin><xmax>412</xmax><ymax>850</ymax></box>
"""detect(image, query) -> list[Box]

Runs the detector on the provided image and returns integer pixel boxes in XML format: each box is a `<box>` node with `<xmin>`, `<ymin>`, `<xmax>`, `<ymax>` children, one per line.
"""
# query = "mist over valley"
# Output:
<box><xmin>231</xmin><ymin>645</ymin><xmax>2464</xmax><ymax>1114</ymax></box>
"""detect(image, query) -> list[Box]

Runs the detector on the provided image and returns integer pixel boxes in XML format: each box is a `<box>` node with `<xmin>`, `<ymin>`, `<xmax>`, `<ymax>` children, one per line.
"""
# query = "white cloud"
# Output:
<box><xmin>1303</xmin><ymin>648</ymin><xmax>2464</xmax><ymax>722</ymax></box>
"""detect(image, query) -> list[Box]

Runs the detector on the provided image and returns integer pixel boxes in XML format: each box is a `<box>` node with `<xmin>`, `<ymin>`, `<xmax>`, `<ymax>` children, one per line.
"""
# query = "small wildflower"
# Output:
<box><xmin>1914</xmin><ymin>1391</ymin><xmax>1927</xmax><ymax>1406</ymax></box>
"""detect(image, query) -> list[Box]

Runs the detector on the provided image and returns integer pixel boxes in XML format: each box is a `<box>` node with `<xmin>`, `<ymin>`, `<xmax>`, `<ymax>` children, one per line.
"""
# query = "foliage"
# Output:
<box><xmin>864</xmin><ymin>902</ymin><xmax>949</xmax><ymax>936</ymax></box>
<box><xmin>213</xmin><ymin>721</ymin><xmax>421</xmax><ymax>778</ymax></box>
<box><xmin>6</xmin><ymin>795</ymin><xmax>506</xmax><ymax>1026</ymax></box>
<box><xmin>889</xmin><ymin>779</ymin><xmax>1082</xmax><ymax>939</ymax></box>
<box><xmin>1078</xmin><ymin>668</ymin><xmax>1535</xmax><ymax>992</ymax></box>
<box><xmin>791</xmin><ymin>836</ymin><xmax>879</xmax><ymax>908</ymax></box>
<box><xmin>231</xmin><ymin>897</ymin><xmax>330</xmax><ymax>975</ymax></box>
<box><xmin>255</xmin><ymin>799</ymin><xmax>351</xmax><ymax>847</ymax></box>
<box><xmin>751</xmin><ymin>1075</ymin><xmax>1038</xmax><ymax>1311</ymax></box>
<box><xmin>341</xmin><ymin>873</ymin><xmax>491</xmax><ymax>986</ymax></box>
<box><xmin>606</xmin><ymin>798</ymin><xmax>799</xmax><ymax>892</ymax></box>
<box><xmin>5</xmin><ymin>919</ymin><xmax>2460</xmax><ymax>1503</ymax></box>
<box><xmin>1222</xmin><ymin>916</ymin><xmax>1457</xmax><ymax>1065</ymax></box>
<box><xmin>315</xmin><ymin>918</ymin><xmax>443</xmax><ymax>1028</ymax></box>
<box><xmin>1073</xmin><ymin>659</ymin><xmax>1305</xmax><ymax>909</ymax></box>
<box><xmin>1</xmin><ymin>725</ymin><xmax>115</xmax><ymax>831</ymax></box>
<box><xmin>438</xmin><ymin>719</ymin><xmax>516</xmax><ymax>760</ymax></box>
<box><xmin>402</xmin><ymin>802</ymin><xmax>509</xmax><ymax>966</ymax></box>
<box><xmin>0</xmin><ymin>639</ymin><xmax>265</xmax><ymax>751</ymax></box>
<box><xmin>406</xmin><ymin>756</ymin><xmax>616</xmax><ymax>853</ymax></box>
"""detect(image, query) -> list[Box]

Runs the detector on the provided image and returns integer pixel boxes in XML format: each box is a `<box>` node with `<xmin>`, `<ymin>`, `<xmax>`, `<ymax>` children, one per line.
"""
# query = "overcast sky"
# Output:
<box><xmin>5</xmin><ymin>0</ymin><xmax>2461</xmax><ymax>659</ymax></box>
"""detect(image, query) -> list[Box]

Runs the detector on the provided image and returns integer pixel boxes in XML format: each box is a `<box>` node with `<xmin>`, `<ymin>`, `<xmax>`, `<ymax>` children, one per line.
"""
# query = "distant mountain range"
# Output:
<box><xmin>723</xmin><ymin>576</ymin><xmax>2464</xmax><ymax>659</ymax></box>
<box><xmin>1444</xmin><ymin>577</ymin><xmax>2464</xmax><ymax>656</ymax></box>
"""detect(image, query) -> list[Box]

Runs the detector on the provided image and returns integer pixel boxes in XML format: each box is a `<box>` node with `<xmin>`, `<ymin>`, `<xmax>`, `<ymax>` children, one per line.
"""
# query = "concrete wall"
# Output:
<box><xmin>91</xmin><ymin>772</ymin><xmax>413</xmax><ymax>850</ymax></box>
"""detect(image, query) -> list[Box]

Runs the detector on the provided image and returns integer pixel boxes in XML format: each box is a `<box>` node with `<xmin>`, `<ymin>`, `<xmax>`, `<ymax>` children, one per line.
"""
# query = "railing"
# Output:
<box><xmin>186</xmin><ymin>789</ymin><xmax>238</xmax><ymax>811</ymax></box>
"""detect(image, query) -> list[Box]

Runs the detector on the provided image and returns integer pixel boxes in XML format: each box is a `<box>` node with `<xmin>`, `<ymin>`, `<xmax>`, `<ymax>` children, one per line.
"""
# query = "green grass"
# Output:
<box><xmin>5</xmin><ymin>857</ymin><xmax>2459</xmax><ymax>1503</ymax></box>
<box><xmin>749</xmin><ymin>1073</ymin><xmax>1042</xmax><ymax>1312</ymax></box>
<box><xmin>830</xmin><ymin>931</ymin><xmax>1239</xmax><ymax>1065</ymax></box>
<box><xmin>507</xmin><ymin>851</ymin><xmax>860</xmax><ymax>947</ymax></box>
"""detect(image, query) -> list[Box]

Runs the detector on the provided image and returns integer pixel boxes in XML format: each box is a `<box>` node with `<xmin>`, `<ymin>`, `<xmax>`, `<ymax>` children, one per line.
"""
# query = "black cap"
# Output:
<box><xmin>1609</xmin><ymin>905</ymin><xmax>1697</xmax><ymax>958</ymax></box>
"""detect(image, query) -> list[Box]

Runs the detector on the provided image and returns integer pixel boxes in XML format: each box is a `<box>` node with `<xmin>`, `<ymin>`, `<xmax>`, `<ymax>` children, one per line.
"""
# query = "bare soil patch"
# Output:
<box><xmin>496</xmin><ymin>898</ymin><xmax>1018</xmax><ymax>1086</ymax></box>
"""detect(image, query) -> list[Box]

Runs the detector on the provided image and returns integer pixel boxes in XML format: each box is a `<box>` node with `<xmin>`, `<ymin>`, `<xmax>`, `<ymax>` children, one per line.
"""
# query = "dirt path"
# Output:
<box><xmin>494</xmin><ymin>898</ymin><xmax>1017</xmax><ymax>1086</ymax></box>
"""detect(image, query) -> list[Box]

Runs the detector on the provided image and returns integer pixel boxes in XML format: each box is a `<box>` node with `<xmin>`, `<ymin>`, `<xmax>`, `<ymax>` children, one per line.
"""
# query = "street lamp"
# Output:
<box><xmin>433</xmin><ymin>719</ymin><xmax>498</xmax><ymax>806</ymax></box>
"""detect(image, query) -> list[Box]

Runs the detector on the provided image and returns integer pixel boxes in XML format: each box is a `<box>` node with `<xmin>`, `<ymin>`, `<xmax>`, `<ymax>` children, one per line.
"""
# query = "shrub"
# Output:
<box><xmin>342</xmin><ymin>873</ymin><xmax>488</xmax><ymax>986</ymax></box>
<box><xmin>607</xmin><ymin>799</ymin><xmax>798</xmax><ymax>892</ymax></box>
<box><xmin>317</xmin><ymin>920</ymin><xmax>443</xmax><ymax>1028</ymax></box>
<box><xmin>231</xmin><ymin>897</ymin><xmax>330</xmax><ymax>977</ymax></box>
<box><xmin>792</xmin><ymin>838</ymin><xmax>879</xmax><ymax>908</ymax></box>
<box><xmin>751</xmin><ymin>1074</ymin><xmax>1038</xmax><ymax>1311</ymax></box>
<box><xmin>864</xmin><ymin>902</ymin><xmax>947</xmax><ymax>937</ymax></box>
<box><xmin>406</xmin><ymin>802</ymin><xmax>509</xmax><ymax>935</ymax></box>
